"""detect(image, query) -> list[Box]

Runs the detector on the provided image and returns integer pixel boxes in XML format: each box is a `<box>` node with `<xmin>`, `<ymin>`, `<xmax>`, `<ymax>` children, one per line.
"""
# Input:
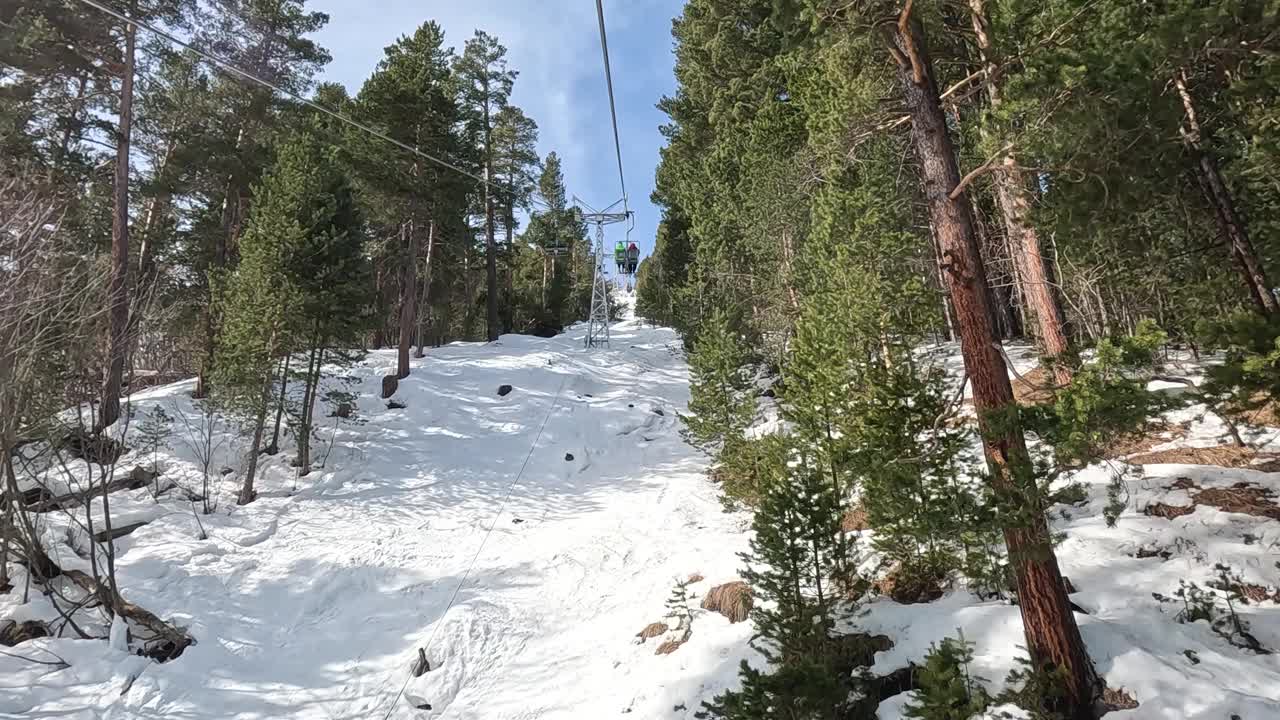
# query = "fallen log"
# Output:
<box><xmin>93</xmin><ymin>521</ymin><xmax>149</xmax><ymax>543</ymax></box>
<box><xmin>27</xmin><ymin>467</ymin><xmax>154</xmax><ymax>513</ymax></box>
<box><xmin>61</xmin><ymin>569</ymin><xmax>194</xmax><ymax>661</ymax></box>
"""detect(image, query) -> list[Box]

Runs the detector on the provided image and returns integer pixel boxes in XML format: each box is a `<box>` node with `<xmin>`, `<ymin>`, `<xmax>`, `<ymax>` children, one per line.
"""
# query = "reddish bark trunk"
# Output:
<box><xmin>100</xmin><ymin>19</ymin><xmax>137</xmax><ymax>430</ymax></box>
<box><xmin>889</xmin><ymin>14</ymin><xmax>1099</xmax><ymax>718</ymax></box>
<box><xmin>1175</xmin><ymin>71</ymin><xmax>1277</xmax><ymax>315</ymax></box>
<box><xmin>969</xmin><ymin>0</ymin><xmax>1072</xmax><ymax>385</ymax></box>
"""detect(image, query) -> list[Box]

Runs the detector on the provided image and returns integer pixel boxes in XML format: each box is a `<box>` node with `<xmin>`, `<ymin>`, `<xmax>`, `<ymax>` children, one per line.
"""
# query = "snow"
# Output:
<box><xmin>2</xmin><ymin>300</ymin><xmax>755</xmax><ymax>719</ymax></box>
<box><xmin>4</xmin><ymin>306</ymin><xmax>1280</xmax><ymax>719</ymax></box>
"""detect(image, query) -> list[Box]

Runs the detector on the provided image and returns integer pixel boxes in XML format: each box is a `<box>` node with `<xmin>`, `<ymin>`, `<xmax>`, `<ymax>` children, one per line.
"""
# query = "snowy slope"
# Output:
<box><xmin>1</xmin><ymin>301</ymin><xmax>756</xmax><ymax>719</ymax></box>
<box><xmin>6</xmin><ymin>304</ymin><xmax>1280</xmax><ymax>720</ymax></box>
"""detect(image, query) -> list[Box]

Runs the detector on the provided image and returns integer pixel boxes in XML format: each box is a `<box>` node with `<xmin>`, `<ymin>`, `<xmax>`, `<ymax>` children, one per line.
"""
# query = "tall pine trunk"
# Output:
<box><xmin>415</xmin><ymin>220</ymin><xmax>436</xmax><ymax>358</ymax></box>
<box><xmin>267</xmin><ymin>353</ymin><xmax>291</xmax><ymax>455</ymax></box>
<box><xmin>888</xmin><ymin>12</ymin><xmax>1099</xmax><ymax>718</ymax></box>
<box><xmin>100</xmin><ymin>17</ymin><xmax>137</xmax><ymax>430</ymax></box>
<box><xmin>398</xmin><ymin>220</ymin><xmax>417</xmax><ymax>378</ymax></box>
<box><xmin>969</xmin><ymin>0</ymin><xmax>1073</xmax><ymax>384</ymax></box>
<box><xmin>239</xmin><ymin>329</ymin><xmax>278</xmax><ymax>506</ymax></box>
<box><xmin>1175</xmin><ymin>70</ymin><xmax>1277</xmax><ymax>315</ymax></box>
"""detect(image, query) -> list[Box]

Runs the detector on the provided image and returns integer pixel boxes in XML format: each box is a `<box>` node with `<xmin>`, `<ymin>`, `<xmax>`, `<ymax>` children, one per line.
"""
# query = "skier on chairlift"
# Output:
<box><xmin>625</xmin><ymin>242</ymin><xmax>640</xmax><ymax>274</ymax></box>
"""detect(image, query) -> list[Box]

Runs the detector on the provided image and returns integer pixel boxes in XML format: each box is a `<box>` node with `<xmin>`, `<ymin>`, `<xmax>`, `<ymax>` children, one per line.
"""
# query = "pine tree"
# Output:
<box><xmin>454</xmin><ymin>30</ymin><xmax>515</xmax><ymax>342</ymax></box>
<box><xmin>699</xmin><ymin>449</ymin><xmax>852</xmax><ymax>720</ymax></box>
<box><xmin>904</xmin><ymin>633</ymin><xmax>990</xmax><ymax>720</ymax></box>
<box><xmin>680</xmin><ymin>309</ymin><xmax>757</xmax><ymax>454</ymax></box>
<box><xmin>213</xmin><ymin>129</ymin><xmax>359</xmax><ymax>502</ymax></box>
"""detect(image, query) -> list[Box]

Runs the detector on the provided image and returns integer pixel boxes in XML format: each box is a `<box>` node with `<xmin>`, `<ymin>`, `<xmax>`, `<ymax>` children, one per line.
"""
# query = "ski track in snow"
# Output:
<box><xmin>0</xmin><ymin>306</ymin><xmax>755</xmax><ymax>719</ymax></box>
<box><xmin>6</xmin><ymin>304</ymin><xmax>1280</xmax><ymax>719</ymax></box>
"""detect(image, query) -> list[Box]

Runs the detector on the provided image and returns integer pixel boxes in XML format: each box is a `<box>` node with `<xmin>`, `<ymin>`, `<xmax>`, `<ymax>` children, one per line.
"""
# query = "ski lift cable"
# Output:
<box><xmin>593</xmin><ymin>0</ymin><xmax>628</xmax><ymax>211</ymax></box>
<box><xmin>375</xmin><ymin>373</ymin><xmax>570</xmax><ymax>720</ymax></box>
<box><xmin>72</xmin><ymin>0</ymin><xmax>551</xmax><ymax>213</ymax></box>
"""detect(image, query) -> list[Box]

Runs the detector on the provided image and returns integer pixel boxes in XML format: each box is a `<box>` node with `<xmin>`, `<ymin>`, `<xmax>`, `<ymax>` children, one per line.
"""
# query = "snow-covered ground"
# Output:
<box><xmin>1</xmin><ymin>302</ymin><xmax>757</xmax><ymax>719</ymax></box>
<box><xmin>4</xmin><ymin>303</ymin><xmax>1280</xmax><ymax>719</ymax></box>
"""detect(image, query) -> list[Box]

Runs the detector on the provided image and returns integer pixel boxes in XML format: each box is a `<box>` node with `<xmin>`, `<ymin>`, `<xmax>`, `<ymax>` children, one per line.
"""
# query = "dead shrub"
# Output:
<box><xmin>635</xmin><ymin>622</ymin><xmax>668</xmax><ymax>642</ymax></box>
<box><xmin>701</xmin><ymin>581</ymin><xmax>752</xmax><ymax>623</ymax></box>
<box><xmin>1103</xmin><ymin>686</ymin><xmax>1139</xmax><ymax>711</ymax></box>
<box><xmin>1144</xmin><ymin>502</ymin><xmax>1195</xmax><ymax>519</ymax></box>
<box><xmin>842</xmin><ymin>504</ymin><xmax>869</xmax><ymax>532</ymax></box>
<box><xmin>687</xmin><ymin>573</ymin><xmax>704</xmax><ymax>584</ymax></box>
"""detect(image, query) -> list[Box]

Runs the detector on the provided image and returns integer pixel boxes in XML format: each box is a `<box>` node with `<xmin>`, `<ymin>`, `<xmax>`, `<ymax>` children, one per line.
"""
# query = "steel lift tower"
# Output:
<box><xmin>575</xmin><ymin>196</ymin><xmax>632</xmax><ymax>349</ymax></box>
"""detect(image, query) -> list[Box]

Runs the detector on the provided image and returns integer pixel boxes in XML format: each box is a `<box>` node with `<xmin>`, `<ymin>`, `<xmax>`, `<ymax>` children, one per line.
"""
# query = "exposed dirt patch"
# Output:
<box><xmin>635</xmin><ymin>622</ymin><xmax>668</xmax><ymax>642</ymax></box>
<box><xmin>1146</xmin><ymin>477</ymin><xmax>1280</xmax><ymax>521</ymax></box>
<box><xmin>701</xmin><ymin>581</ymin><xmax>752</xmax><ymax>624</ymax></box>
<box><xmin>1011</xmin><ymin>366</ymin><xmax>1056</xmax><ymax>406</ymax></box>
<box><xmin>1104</xmin><ymin>421</ymin><xmax>1190</xmax><ymax>460</ymax></box>
<box><xmin>1103</xmin><ymin>686</ymin><xmax>1139</xmax><ymax>711</ymax></box>
<box><xmin>874</xmin><ymin>564</ymin><xmax>946</xmax><ymax>605</ymax></box>
<box><xmin>1236</xmin><ymin>392</ymin><xmax>1280</xmax><ymax>428</ymax></box>
<box><xmin>1127</xmin><ymin>444</ymin><xmax>1279</xmax><ymax>470</ymax></box>
<box><xmin>1144</xmin><ymin>502</ymin><xmax>1196</xmax><ymax>519</ymax></box>
<box><xmin>842</xmin><ymin>504</ymin><xmax>869</xmax><ymax>532</ymax></box>
<box><xmin>0</xmin><ymin>619</ymin><xmax>48</xmax><ymax>646</ymax></box>
<box><xmin>1195</xmin><ymin>484</ymin><xmax>1280</xmax><ymax>521</ymax></box>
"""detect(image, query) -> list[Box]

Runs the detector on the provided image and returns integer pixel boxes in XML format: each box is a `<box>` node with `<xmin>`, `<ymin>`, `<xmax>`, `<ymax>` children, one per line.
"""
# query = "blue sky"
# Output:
<box><xmin>308</xmin><ymin>0</ymin><xmax>684</xmax><ymax>259</ymax></box>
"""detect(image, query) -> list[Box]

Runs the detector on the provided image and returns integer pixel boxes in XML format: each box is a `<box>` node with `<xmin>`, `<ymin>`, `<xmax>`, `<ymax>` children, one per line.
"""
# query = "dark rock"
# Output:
<box><xmin>220</xmin><ymin>466</ymin><xmax>234</xmax><ymax>476</ymax></box>
<box><xmin>762</xmin><ymin>387</ymin><xmax>775</xmax><ymax>398</ymax></box>
<box><xmin>386</xmin><ymin>399</ymin><xmax>407</xmax><ymax>410</ymax></box>
<box><xmin>512</xmin><ymin>518</ymin><xmax>524</xmax><ymax>524</ymax></box>
<box><xmin>411</xmin><ymin>648</ymin><xmax>431</xmax><ymax>677</ymax></box>
<box><xmin>526</xmin><ymin>322</ymin><xmax>561</xmax><ymax>338</ymax></box>
<box><xmin>628</xmin><ymin>403</ymin><xmax>634</xmax><ymax>408</ymax></box>
<box><xmin>497</xmin><ymin>384</ymin><xmax>513</xmax><ymax>397</ymax></box>
<box><xmin>0</xmin><ymin>619</ymin><xmax>49</xmax><ymax>646</ymax></box>
<box><xmin>130</xmin><ymin>465</ymin><xmax>158</xmax><ymax>485</ymax></box>
<box><xmin>332</xmin><ymin>402</ymin><xmax>353</xmax><ymax>419</ymax></box>
<box><xmin>651</xmin><ymin>407</ymin><xmax>665</xmax><ymax>417</ymax></box>
<box><xmin>381</xmin><ymin>374</ymin><xmax>399</xmax><ymax>399</ymax></box>
<box><xmin>564</xmin><ymin>453</ymin><xmax>575</xmax><ymax>461</ymax></box>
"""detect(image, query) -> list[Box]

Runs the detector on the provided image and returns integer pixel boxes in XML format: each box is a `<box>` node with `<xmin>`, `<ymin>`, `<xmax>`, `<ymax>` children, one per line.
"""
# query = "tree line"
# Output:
<box><xmin>1</xmin><ymin>1</ymin><xmax>599</xmax><ymax>503</ymax></box>
<box><xmin>639</xmin><ymin>1</ymin><xmax>1280</xmax><ymax>719</ymax></box>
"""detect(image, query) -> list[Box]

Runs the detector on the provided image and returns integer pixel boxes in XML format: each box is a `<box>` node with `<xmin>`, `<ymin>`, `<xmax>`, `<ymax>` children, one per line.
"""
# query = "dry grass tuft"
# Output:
<box><xmin>701</xmin><ymin>581</ymin><xmax>753</xmax><ymax>623</ymax></box>
<box><xmin>1143</xmin><ymin>502</ymin><xmax>1195</xmax><ymax>519</ymax></box>
<box><xmin>635</xmin><ymin>622</ymin><xmax>668</xmax><ymax>642</ymax></box>
<box><xmin>842</xmin><ymin>504</ymin><xmax>869</xmax><ymax>532</ymax></box>
<box><xmin>1103</xmin><ymin>687</ymin><xmax>1139</xmax><ymax>711</ymax></box>
<box><xmin>687</xmin><ymin>573</ymin><xmax>705</xmax><ymax>584</ymax></box>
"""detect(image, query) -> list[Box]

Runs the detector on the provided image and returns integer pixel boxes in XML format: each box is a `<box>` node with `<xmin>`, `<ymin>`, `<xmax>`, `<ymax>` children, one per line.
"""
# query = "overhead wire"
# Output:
<box><xmin>593</xmin><ymin>0</ymin><xmax>628</xmax><ymax>208</ymax></box>
<box><xmin>71</xmin><ymin>0</ymin><xmax>553</xmax><ymax>215</ymax></box>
